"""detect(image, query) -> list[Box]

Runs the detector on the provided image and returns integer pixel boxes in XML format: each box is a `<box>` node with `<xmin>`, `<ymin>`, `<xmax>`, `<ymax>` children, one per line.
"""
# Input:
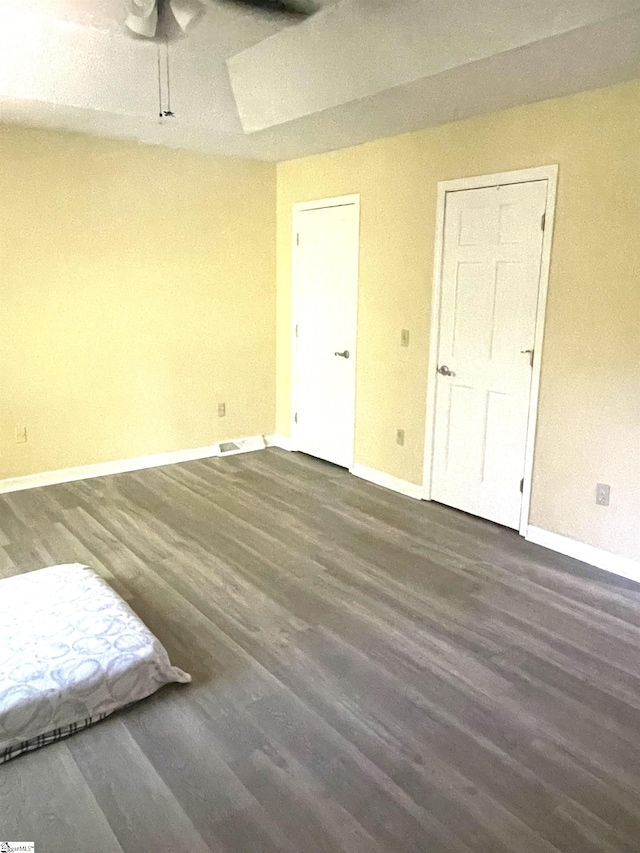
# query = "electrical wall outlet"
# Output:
<box><xmin>596</xmin><ymin>483</ymin><xmax>610</xmax><ymax>506</ymax></box>
<box><xmin>400</xmin><ymin>329</ymin><xmax>410</xmax><ymax>347</ymax></box>
<box><xmin>15</xmin><ymin>425</ymin><xmax>27</xmax><ymax>444</ymax></box>
<box><xmin>218</xmin><ymin>402</ymin><xmax>226</xmax><ymax>418</ymax></box>
<box><xmin>396</xmin><ymin>428</ymin><xmax>405</xmax><ymax>446</ymax></box>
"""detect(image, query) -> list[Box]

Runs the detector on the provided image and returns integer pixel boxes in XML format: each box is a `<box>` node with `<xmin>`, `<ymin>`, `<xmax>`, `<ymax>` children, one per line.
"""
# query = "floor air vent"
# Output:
<box><xmin>217</xmin><ymin>436</ymin><xmax>266</xmax><ymax>457</ymax></box>
<box><xmin>219</xmin><ymin>441</ymin><xmax>241</xmax><ymax>454</ymax></box>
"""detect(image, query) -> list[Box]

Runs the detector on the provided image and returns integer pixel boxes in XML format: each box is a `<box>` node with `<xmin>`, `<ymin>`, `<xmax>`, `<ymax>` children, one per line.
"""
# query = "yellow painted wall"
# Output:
<box><xmin>2</xmin><ymin>81</ymin><xmax>638</xmax><ymax>562</ymax></box>
<box><xmin>0</xmin><ymin>126</ymin><xmax>276</xmax><ymax>477</ymax></box>
<box><xmin>276</xmin><ymin>79</ymin><xmax>640</xmax><ymax>561</ymax></box>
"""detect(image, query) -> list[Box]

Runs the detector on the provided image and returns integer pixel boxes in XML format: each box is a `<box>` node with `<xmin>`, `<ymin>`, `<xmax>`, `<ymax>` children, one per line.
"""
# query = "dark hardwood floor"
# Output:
<box><xmin>1</xmin><ymin>448</ymin><xmax>640</xmax><ymax>853</ymax></box>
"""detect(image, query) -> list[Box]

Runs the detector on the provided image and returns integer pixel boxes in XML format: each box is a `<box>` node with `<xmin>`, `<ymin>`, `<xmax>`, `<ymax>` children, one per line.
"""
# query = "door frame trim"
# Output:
<box><xmin>421</xmin><ymin>165</ymin><xmax>558</xmax><ymax>535</ymax></box>
<box><xmin>290</xmin><ymin>194</ymin><xmax>361</xmax><ymax>466</ymax></box>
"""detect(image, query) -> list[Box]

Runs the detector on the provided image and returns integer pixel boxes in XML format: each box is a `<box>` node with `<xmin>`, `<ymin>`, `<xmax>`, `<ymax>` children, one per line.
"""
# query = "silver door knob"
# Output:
<box><xmin>334</xmin><ymin>350</ymin><xmax>350</xmax><ymax>359</ymax></box>
<box><xmin>437</xmin><ymin>364</ymin><xmax>455</xmax><ymax>376</ymax></box>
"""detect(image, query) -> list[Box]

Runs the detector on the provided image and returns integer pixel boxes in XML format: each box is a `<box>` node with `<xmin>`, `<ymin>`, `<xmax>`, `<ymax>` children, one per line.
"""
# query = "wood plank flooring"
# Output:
<box><xmin>1</xmin><ymin>448</ymin><xmax>640</xmax><ymax>853</ymax></box>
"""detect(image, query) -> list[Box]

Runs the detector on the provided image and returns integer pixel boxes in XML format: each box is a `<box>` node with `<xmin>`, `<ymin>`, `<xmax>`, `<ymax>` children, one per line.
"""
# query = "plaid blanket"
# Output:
<box><xmin>1</xmin><ymin>712</ymin><xmax>111</xmax><ymax>764</ymax></box>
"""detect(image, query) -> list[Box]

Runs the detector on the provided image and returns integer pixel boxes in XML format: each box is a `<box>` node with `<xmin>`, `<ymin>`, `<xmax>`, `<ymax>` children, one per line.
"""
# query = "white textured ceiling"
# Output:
<box><xmin>0</xmin><ymin>0</ymin><xmax>639</xmax><ymax>161</ymax></box>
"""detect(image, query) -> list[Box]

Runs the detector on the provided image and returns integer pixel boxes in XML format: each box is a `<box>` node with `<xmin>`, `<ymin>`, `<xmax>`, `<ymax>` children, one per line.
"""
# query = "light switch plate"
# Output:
<box><xmin>401</xmin><ymin>329</ymin><xmax>410</xmax><ymax>347</ymax></box>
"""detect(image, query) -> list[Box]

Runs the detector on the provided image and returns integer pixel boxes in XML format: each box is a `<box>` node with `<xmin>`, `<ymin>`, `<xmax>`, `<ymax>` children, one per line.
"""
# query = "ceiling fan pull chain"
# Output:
<box><xmin>157</xmin><ymin>39</ymin><xmax>175</xmax><ymax>121</ymax></box>
<box><xmin>157</xmin><ymin>42</ymin><xmax>163</xmax><ymax>119</ymax></box>
<box><xmin>164</xmin><ymin>37</ymin><xmax>174</xmax><ymax>117</ymax></box>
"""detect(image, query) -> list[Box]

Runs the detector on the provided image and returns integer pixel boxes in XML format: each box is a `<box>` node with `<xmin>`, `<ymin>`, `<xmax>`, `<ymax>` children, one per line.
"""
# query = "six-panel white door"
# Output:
<box><xmin>294</xmin><ymin>201</ymin><xmax>359</xmax><ymax>468</ymax></box>
<box><xmin>431</xmin><ymin>181</ymin><xmax>547</xmax><ymax>528</ymax></box>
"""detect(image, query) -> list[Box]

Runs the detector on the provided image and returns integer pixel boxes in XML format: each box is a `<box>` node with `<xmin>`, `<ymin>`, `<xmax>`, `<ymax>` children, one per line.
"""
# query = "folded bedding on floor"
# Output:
<box><xmin>0</xmin><ymin>563</ymin><xmax>190</xmax><ymax>763</ymax></box>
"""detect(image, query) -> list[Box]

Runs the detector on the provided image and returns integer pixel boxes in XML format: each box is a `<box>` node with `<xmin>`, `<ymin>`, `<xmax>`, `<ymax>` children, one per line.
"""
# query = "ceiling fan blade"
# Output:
<box><xmin>125</xmin><ymin>8</ymin><xmax>158</xmax><ymax>36</ymax></box>
<box><xmin>125</xmin><ymin>0</ymin><xmax>159</xmax><ymax>36</ymax></box>
<box><xmin>123</xmin><ymin>0</ymin><xmax>312</xmax><ymax>39</ymax></box>
<box><xmin>125</xmin><ymin>0</ymin><xmax>207</xmax><ymax>37</ymax></box>
<box><xmin>169</xmin><ymin>0</ymin><xmax>205</xmax><ymax>31</ymax></box>
<box><xmin>219</xmin><ymin>0</ymin><xmax>316</xmax><ymax>17</ymax></box>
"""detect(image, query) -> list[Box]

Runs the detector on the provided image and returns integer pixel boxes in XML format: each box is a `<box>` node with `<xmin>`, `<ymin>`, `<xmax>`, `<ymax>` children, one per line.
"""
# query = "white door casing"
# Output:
<box><xmin>424</xmin><ymin>167</ymin><xmax>557</xmax><ymax>532</ymax></box>
<box><xmin>292</xmin><ymin>196</ymin><xmax>360</xmax><ymax>468</ymax></box>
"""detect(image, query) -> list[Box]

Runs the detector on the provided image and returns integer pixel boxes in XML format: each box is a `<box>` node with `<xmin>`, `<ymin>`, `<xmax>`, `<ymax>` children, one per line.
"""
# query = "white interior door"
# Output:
<box><xmin>294</xmin><ymin>200</ymin><xmax>359</xmax><ymax>468</ymax></box>
<box><xmin>431</xmin><ymin>180</ymin><xmax>547</xmax><ymax>528</ymax></box>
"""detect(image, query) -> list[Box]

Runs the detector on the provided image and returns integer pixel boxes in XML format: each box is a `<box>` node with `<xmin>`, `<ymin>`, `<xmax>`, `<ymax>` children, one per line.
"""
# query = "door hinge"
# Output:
<box><xmin>520</xmin><ymin>478</ymin><xmax>524</xmax><ymax>493</ymax></box>
<box><xmin>296</xmin><ymin>233</ymin><xmax>300</xmax><ymax>246</ymax></box>
<box><xmin>294</xmin><ymin>412</ymin><xmax>298</xmax><ymax>424</ymax></box>
<box><xmin>295</xmin><ymin>324</ymin><xmax>298</xmax><ymax>338</ymax></box>
<box><xmin>541</xmin><ymin>212</ymin><xmax>546</xmax><ymax>231</ymax></box>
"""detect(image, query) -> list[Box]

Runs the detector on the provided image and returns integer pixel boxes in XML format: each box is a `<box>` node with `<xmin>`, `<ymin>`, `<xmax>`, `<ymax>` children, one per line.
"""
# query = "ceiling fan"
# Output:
<box><xmin>124</xmin><ymin>0</ymin><xmax>314</xmax><ymax>38</ymax></box>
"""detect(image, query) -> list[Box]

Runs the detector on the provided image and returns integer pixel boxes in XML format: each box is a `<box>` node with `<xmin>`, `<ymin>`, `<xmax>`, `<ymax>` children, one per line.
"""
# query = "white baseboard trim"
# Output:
<box><xmin>265</xmin><ymin>434</ymin><xmax>296</xmax><ymax>451</ymax></box>
<box><xmin>526</xmin><ymin>525</ymin><xmax>640</xmax><ymax>584</ymax></box>
<box><xmin>350</xmin><ymin>463</ymin><xmax>423</xmax><ymax>500</ymax></box>
<box><xmin>0</xmin><ymin>436</ymin><xmax>267</xmax><ymax>496</ymax></box>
